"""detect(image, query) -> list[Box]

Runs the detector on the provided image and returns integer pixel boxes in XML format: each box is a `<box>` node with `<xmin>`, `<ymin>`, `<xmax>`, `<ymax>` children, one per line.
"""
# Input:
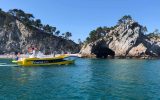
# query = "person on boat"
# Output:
<box><xmin>15</xmin><ymin>52</ymin><xmax>20</xmax><ymax>60</ymax></box>
<box><xmin>30</xmin><ymin>47</ymin><xmax>39</xmax><ymax>58</ymax></box>
<box><xmin>53</xmin><ymin>51</ymin><xmax>57</xmax><ymax>57</ymax></box>
<box><xmin>26</xmin><ymin>47</ymin><xmax>33</xmax><ymax>58</ymax></box>
<box><xmin>28</xmin><ymin>47</ymin><xmax>33</xmax><ymax>55</ymax></box>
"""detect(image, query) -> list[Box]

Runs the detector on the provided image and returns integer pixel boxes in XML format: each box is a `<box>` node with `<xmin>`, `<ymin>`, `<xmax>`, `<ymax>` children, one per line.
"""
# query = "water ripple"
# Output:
<box><xmin>0</xmin><ymin>58</ymin><xmax>160</xmax><ymax>99</ymax></box>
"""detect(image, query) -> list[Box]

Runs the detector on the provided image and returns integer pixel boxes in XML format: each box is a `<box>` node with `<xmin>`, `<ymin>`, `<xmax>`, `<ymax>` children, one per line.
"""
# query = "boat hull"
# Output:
<box><xmin>12</xmin><ymin>56</ymin><xmax>74</xmax><ymax>66</ymax></box>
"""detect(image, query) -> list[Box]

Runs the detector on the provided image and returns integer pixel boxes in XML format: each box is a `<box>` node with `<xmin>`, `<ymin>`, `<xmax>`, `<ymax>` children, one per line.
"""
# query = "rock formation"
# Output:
<box><xmin>80</xmin><ymin>19</ymin><xmax>160</xmax><ymax>58</ymax></box>
<box><xmin>0</xmin><ymin>12</ymin><xmax>80</xmax><ymax>54</ymax></box>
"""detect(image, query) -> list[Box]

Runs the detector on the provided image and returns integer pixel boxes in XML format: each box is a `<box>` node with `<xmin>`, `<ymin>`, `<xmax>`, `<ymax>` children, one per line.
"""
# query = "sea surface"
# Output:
<box><xmin>0</xmin><ymin>58</ymin><xmax>160</xmax><ymax>100</ymax></box>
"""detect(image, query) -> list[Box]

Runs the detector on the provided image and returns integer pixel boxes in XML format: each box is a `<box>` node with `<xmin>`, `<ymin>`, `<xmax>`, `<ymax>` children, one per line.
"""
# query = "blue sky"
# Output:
<box><xmin>0</xmin><ymin>0</ymin><xmax>160</xmax><ymax>42</ymax></box>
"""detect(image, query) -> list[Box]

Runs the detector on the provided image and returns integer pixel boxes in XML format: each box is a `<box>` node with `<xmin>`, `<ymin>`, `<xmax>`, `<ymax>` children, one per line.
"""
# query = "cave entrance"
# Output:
<box><xmin>92</xmin><ymin>46</ymin><xmax>115</xmax><ymax>58</ymax></box>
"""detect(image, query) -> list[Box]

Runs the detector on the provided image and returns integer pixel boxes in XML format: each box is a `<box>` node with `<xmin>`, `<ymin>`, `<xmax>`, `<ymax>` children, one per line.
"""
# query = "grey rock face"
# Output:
<box><xmin>80</xmin><ymin>20</ymin><xmax>160</xmax><ymax>58</ymax></box>
<box><xmin>0</xmin><ymin>13</ymin><xmax>80</xmax><ymax>54</ymax></box>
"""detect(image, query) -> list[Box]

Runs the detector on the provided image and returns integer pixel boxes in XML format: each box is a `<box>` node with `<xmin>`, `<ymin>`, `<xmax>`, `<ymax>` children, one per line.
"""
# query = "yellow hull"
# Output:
<box><xmin>13</xmin><ymin>55</ymin><xmax>74</xmax><ymax>66</ymax></box>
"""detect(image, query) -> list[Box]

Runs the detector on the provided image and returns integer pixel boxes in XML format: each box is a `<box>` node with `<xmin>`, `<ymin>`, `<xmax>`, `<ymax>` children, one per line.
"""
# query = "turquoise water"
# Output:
<box><xmin>0</xmin><ymin>58</ymin><xmax>160</xmax><ymax>99</ymax></box>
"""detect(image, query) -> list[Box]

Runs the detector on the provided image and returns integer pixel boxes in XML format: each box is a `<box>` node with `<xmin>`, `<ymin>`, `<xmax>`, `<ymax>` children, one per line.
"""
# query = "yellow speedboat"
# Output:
<box><xmin>12</xmin><ymin>55</ymin><xmax>75</xmax><ymax>66</ymax></box>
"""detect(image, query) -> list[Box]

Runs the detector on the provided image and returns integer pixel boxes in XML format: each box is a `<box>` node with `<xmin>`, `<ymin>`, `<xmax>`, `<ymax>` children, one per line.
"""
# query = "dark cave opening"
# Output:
<box><xmin>92</xmin><ymin>46</ymin><xmax>115</xmax><ymax>58</ymax></box>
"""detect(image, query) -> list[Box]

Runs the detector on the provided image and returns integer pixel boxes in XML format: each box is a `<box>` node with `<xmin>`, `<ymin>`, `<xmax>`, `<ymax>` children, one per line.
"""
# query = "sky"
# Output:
<box><xmin>0</xmin><ymin>0</ymin><xmax>160</xmax><ymax>42</ymax></box>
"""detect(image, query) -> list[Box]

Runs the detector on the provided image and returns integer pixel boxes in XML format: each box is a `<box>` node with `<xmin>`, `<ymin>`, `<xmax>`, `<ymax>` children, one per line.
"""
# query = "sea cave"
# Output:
<box><xmin>91</xmin><ymin>45</ymin><xmax>115</xmax><ymax>58</ymax></box>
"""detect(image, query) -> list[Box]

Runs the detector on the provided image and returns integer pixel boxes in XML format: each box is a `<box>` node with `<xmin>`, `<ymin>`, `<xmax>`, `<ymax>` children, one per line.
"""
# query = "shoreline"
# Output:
<box><xmin>0</xmin><ymin>53</ymin><xmax>82</xmax><ymax>59</ymax></box>
<box><xmin>0</xmin><ymin>54</ymin><xmax>160</xmax><ymax>59</ymax></box>
<box><xmin>79</xmin><ymin>55</ymin><xmax>160</xmax><ymax>59</ymax></box>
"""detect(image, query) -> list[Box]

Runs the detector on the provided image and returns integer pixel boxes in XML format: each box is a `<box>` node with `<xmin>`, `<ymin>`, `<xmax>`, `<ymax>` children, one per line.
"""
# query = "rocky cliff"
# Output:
<box><xmin>0</xmin><ymin>12</ymin><xmax>79</xmax><ymax>54</ymax></box>
<box><xmin>80</xmin><ymin>19</ymin><xmax>160</xmax><ymax>58</ymax></box>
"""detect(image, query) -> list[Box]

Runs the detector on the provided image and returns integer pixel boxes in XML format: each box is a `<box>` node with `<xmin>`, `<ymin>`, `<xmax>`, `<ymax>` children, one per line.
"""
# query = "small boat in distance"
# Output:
<box><xmin>12</xmin><ymin>55</ymin><xmax>76</xmax><ymax>66</ymax></box>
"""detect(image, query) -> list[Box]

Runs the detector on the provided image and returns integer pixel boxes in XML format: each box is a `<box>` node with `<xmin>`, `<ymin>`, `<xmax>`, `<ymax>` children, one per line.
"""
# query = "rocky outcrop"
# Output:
<box><xmin>0</xmin><ymin>12</ymin><xmax>80</xmax><ymax>54</ymax></box>
<box><xmin>80</xmin><ymin>20</ymin><xmax>160</xmax><ymax>58</ymax></box>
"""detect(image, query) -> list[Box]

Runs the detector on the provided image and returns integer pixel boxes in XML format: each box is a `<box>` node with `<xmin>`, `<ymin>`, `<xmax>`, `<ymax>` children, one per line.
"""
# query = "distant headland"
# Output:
<box><xmin>0</xmin><ymin>8</ymin><xmax>80</xmax><ymax>54</ymax></box>
<box><xmin>80</xmin><ymin>15</ymin><xmax>160</xmax><ymax>58</ymax></box>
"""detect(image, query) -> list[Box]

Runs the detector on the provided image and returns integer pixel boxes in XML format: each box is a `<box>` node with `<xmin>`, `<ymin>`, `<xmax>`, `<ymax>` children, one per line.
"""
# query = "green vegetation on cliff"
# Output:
<box><xmin>85</xmin><ymin>26</ymin><xmax>117</xmax><ymax>43</ymax></box>
<box><xmin>146</xmin><ymin>29</ymin><xmax>160</xmax><ymax>41</ymax></box>
<box><xmin>85</xmin><ymin>15</ymin><xmax>148</xmax><ymax>44</ymax></box>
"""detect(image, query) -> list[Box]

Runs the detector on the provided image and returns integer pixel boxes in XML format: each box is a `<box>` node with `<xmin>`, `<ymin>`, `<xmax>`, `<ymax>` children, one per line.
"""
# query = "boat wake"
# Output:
<box><xmin>0</xmin><ymin>63</ymin><xmax>19</xmax><ymax>67</ymax></box>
